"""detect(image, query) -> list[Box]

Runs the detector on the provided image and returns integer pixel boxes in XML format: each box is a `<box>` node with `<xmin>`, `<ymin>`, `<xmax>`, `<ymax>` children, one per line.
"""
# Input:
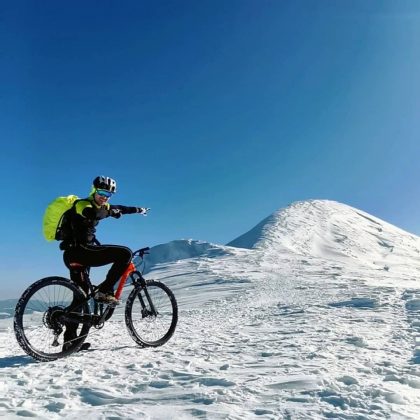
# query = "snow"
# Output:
<box><xmin>1</xmin><ymin>199</ymin><xmax>420</xmax><ymax>419</ymax></box>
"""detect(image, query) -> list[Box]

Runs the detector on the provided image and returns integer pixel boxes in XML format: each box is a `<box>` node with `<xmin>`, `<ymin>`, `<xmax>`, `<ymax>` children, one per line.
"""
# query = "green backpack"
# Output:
<box><xmin>42</xmin><ymin>195</ymin><xmax>79</xmax><ymax>241</ymax></box>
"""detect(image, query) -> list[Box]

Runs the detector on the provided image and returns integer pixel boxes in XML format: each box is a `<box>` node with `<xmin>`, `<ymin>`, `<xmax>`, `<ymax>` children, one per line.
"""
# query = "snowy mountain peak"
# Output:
<box><xmin>227</xmin><ymin>199</ymin><xmax>420</xmax><ymax>271</ymax></box>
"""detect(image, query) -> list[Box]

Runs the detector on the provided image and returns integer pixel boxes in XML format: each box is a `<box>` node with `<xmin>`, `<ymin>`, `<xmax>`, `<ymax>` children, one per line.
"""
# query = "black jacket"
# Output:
<box><xmin>62</xmin><ymin>196</ymin><xmax>139</xmax><ymax>247</ymax></box>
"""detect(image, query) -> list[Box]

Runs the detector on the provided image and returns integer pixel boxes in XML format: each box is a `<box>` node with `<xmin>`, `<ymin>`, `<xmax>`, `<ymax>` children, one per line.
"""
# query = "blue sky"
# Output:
<box><xmin>2</xmin><ymin>0</ymin><xmax>420</xmax><ymax>297</ymax></box>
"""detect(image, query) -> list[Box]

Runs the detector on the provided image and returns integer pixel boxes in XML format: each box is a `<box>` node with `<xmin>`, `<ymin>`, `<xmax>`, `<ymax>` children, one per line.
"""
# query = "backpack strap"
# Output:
<box><xmin>56</xmin><ymin>198</ymin><xmax>87</xmax><ymax>242</ymax></box>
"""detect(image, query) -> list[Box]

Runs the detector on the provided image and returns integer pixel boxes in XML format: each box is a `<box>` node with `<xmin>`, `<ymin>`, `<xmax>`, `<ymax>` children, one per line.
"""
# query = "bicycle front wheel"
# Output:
<box><xmin>14</xmin><ymin>277</ymin><xmax>91</xmax><ymax>362</ymax></box>
<box><xmin>125</xmin><ymin>280</ymin><xmax>178</xmax><ymax>347</ymax></box>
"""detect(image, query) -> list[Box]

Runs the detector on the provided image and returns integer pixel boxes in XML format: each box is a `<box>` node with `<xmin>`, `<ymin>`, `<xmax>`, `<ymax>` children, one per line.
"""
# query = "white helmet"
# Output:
<box><xmin>93</xmin><ymin>176</ymin><xmax>117</xmax><ymax>193</ymax></box>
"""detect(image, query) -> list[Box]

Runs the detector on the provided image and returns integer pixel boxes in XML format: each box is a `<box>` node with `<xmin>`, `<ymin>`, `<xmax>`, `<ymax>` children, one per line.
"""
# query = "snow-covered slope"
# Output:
<box><xmin>1</xmin><ymin>200</ymin><xmax>420</xmax><ymax>419</ymax></box>
<box><xmin>228</xmin><ymin>199</ymin><xmax>420</xmax><ymax>274</ymax></box>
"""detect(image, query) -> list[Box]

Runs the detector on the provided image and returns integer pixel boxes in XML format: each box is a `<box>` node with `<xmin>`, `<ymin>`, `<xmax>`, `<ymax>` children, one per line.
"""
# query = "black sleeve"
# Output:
<box><xmin>81</xmin><ymin>206</ymin><xmax>97</xmax><ymax>219</ymax></box>
<box><xmin>109</xmin><ymin>204</ymin><xmax>139</xmax><ymax>215</ymax></box>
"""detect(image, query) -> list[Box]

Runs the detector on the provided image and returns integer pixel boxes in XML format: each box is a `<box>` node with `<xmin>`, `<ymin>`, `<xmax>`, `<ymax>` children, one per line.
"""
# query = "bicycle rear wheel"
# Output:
<box><xmin>125</xmin><ymin>280</ymin><xmax>178</xmax><ymax>347</ymax></box>
<box><xmin>14</xmin><ymin>277</ymin><xmax>91</xmax><ymax>362</ymax></box>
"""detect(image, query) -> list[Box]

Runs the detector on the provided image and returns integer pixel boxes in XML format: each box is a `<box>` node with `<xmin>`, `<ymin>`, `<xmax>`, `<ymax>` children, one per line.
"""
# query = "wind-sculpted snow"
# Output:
<box><xmin>228</xmin><ymin>200</ymin><xmax>420</xmax><ymax>275</ymax></box>
<box><xmin>1</xmin><ymin>200</ymin><xmax>420</xmax><ymax>418</ymax></box>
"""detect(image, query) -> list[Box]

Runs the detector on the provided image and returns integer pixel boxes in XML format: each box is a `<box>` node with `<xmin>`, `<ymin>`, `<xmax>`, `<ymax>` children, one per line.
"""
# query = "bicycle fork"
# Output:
<box><xmin>130</xmin><ymin>271</ymin><xmax>159</xmax><ymax>317</ymax></box>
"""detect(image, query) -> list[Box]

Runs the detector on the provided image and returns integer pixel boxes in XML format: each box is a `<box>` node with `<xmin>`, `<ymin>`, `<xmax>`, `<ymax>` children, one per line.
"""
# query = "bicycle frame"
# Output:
<box><xmin>114</xmin><ymin>246</ymin><xmax>151</xmax><ymax>299</ymax></box>
<box><xmin>115</xmin><ymin>261</ymin><xmax>137</xmax><ymax>299</ymax></box>
<box><xmin>63</xmin><ymin>247</ymin><xmax>155</xmax><ymax>327</ymax></box>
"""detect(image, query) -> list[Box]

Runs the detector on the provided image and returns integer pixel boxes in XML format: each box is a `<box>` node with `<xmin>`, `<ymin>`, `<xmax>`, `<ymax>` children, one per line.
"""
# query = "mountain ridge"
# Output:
<box><xmin>144</xmin><ymin>200</ymin><xmax>420</xmax><ymax>275</ymax></box>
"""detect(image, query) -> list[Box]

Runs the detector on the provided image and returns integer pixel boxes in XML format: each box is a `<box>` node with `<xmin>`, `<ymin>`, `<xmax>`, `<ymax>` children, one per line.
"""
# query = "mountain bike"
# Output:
<box><xmin>14</xmin><ymin>247</ymin><xmax>178</xmax><ymax>362</ymax></box>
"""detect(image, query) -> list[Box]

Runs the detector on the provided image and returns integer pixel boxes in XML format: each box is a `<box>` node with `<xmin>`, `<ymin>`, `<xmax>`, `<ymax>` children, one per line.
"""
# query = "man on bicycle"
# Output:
<box><xmin>61</xmin><ymin>176</ymin><xmax>148</xmax><ymax>306</ymax></box>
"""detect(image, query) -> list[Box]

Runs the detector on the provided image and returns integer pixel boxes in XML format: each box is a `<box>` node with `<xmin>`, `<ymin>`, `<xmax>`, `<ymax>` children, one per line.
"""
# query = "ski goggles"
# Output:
<box><xmin>96</xmin><ymin>189</ymin><xmax>113</xmax><ymax>198</ymax></box>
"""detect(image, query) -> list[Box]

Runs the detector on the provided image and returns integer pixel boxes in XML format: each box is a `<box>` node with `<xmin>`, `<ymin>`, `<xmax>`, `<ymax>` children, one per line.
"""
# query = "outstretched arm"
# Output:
<box><xmin>109</xmin><ymin>205</ymin><xmax>149</xmax><ymax>218</ymax></box>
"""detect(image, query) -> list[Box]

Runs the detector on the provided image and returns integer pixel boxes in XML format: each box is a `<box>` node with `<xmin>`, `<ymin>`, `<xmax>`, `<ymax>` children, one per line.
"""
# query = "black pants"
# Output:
<box><xmin>61</xmin><ymin>244</ymin><xmax>131</xmax><ymax>350</ymax></box>
<box><xmin>63</xmin><ymin>243</ymin><xmax>133</xmax><ymax>293</ymax></box>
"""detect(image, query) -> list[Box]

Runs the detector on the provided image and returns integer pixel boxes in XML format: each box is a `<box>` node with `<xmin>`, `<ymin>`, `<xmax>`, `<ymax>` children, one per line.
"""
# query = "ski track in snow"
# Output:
<box><xmin>1</xmin><ymin>200</ymin><xmax>420</xmax><ymax>419</ymax></box>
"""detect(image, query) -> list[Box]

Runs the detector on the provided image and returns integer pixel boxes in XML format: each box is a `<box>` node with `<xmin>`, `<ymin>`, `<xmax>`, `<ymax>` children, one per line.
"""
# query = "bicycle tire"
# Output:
<box><xmin>125</xmin><ymin>280</ymin><xmax>178</xmax><ymax>347</ymax></box>
<box><xmin>14</xmin><ymin>276</ymin><xmax>91</xmax><ymax>362</ymax></box>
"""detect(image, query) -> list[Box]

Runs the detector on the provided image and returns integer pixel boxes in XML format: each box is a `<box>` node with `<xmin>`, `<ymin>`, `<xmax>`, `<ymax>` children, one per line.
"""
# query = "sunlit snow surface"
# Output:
<box><xmin>1</xmin><ymin>200</ymin><xmax>420</xmax><ymax>419</ymax></box>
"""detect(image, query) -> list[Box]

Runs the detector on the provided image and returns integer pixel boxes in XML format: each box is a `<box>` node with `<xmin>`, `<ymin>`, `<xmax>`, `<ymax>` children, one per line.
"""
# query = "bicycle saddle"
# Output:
<box><xmin>68</xmin><ymin>262</ymin><xmax>87</xmax><ymax>270</ymax></box>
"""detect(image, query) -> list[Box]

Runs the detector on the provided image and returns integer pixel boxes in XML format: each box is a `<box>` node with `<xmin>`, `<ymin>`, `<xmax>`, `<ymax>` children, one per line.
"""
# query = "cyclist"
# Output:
<box><xmin>61</xmin><ymin>175</ymin><xmax>148</xmax><ymax>306</ymax></box>
<box><xmin>61</xmin><ymin>176</ymin><xmax>148</xmax><ymax>351</ymax></box>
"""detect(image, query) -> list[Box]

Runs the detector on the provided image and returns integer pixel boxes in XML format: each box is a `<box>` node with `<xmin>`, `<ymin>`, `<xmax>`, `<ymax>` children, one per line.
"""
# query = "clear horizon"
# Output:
<box><xmin>2</xmin><ymin>0</ymin><xmax>420</xmax><ymax>298</ymax></box>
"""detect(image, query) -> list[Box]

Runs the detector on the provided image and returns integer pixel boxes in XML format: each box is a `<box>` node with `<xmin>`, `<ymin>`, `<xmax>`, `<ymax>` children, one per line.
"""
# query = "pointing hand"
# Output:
<box><xmin>136</xmin><ymin>207</ymin><xmax>150</xmax><ymax>215</ymax></box>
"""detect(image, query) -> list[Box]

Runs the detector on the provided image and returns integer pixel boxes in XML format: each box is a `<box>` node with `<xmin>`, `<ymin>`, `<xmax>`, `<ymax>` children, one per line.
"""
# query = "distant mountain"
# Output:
<box><xmin>0</xmin><ymin>299</ymin><xmax>18</xmax><ymax>319</ymax></box>
<box><xmin>227</xmin><ymin>199</ymin><xmax>420</xmax><ymax>273</ymax></box>
<box><xmin>141</xmin><ymin>239</ymin><xmax>232</xmax><ymax>273</ymax></box>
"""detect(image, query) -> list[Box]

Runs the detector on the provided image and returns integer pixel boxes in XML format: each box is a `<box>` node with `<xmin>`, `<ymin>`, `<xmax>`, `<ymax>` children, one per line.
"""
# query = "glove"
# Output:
<box><xmin>110</xmin><ymin>208</ymin><xmax>122</xmax><ymax>218</ymax></box>
<box><xmin>136</xmin><ymin>207</ymin><xmax>149</xmax><ymax>215</ymax></box>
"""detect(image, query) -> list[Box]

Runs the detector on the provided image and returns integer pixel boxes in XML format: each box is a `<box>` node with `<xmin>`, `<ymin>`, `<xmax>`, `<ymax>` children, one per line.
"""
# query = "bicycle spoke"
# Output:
<box><xmin>14</xmin><ymin>277</ymin><xmax>91</xmax><ymax>361</ymax></box>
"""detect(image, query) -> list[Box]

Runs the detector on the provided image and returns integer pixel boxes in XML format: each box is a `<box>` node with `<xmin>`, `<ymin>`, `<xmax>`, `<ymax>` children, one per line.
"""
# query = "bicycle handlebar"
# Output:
<box><xmin>133</xmin><ymin>247</ymin><xmax>150</xmax><ymax>259</ymax></box>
